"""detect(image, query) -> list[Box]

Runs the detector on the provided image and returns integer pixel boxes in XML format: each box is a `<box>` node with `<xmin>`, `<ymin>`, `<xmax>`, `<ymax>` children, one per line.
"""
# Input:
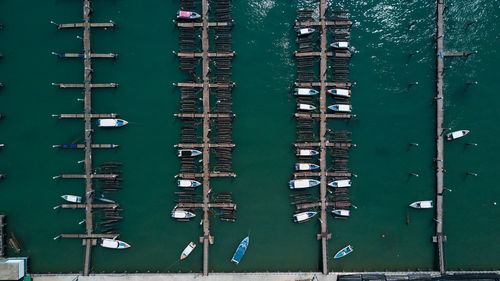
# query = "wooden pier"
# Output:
<box><xmin>292</xmin><ymin>3</ymin><xmax>353</xmax><ymax>275</ymax></box>
<box><xmin>435</xmin><ymin>0</ymin><xmax>446</xmax><ymax>275</ymax></box>
<box><xmin>0</xmin><ymin>215</ymin><xmax>5</xmax><ymax>258</ymax></box>
<box><xmin>175</xmin><ymin>0</ymin><xmax>236</xmax><ymax>276</ymax></box>
<box><xmin>53</xmin><ymin>0</ymin><xmax>119</xmax><ymax>276</ymax></box>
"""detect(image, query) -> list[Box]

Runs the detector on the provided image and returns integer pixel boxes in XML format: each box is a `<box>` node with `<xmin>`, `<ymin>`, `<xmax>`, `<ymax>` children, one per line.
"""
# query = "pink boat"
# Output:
<box><xmin>177</xmin><ymin>10</ymin><xmax>201</xmax><ymax>20</ymax></box>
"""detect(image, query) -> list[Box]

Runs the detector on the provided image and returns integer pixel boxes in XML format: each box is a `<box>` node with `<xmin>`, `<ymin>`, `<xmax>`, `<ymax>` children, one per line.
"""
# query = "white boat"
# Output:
<box><xmin>328</xmin><ymin>88</ymin><xmax>351</xmax><ymax>98</ymax></box>
<box><xmin>294</xmin><ymin>88</ymin><xmax>318</xmax><ymax>96</ymax></box>
<box><xmin>297</xmin><ymin>104</ymin><xmax>316</xmax><ymax>111</ymax></box>
<box><xmin>297</xmin><ymin>28</ymin><xmax>315</xmax><ymax>36</ymax></box>
<box><xmin>98</xmin><ymin>119</ymin><xmax>128</xmax><ymax>128</ymax></box>
<box><xmin>332</xmin><ymin>209</ymin><xmax>350</xmax><ymax>217</ymax></box>
<box><xmin>100</xmin><ymin>238</ymin><xmax>131</xmax><ymax>249</ymax></box>
<box><xmin>295</xmin><ymin>163</ymin><xmax>319</xmax><ymax>171</ymax></box>
<box><xmin>177</xmin><ymin>10</ymin><xmax>201</xmax><ymax>19</ymax></box>
<box><xmin>328</xmin><ymin>104</ymin><xmax>352</xmax><ymax>113</ymax></box>
<box><xmin>61</xmin><ymin>195</ymin><xmax>82</xmax><ymax>203</ymax></box>
<box><xmin>330</xmin><ymin>41</ymin><xmax>349</xmax><ymax>49</ymax></box>
<box><xmin>446</xmin><ymin>130</ymin><xmax>469</xmax><ymax>141</ymax></box>
<box><xmin>178</xmin><ymin>149</ymin><xmax>202</xmax><ymax>157</ymax></box>
<box><xmin>172</xmin><ymin>209</ymin><xmax>196</xmax><ymax>219</ymax></box>
<box><xmin>289</xmin><ymin>179</ymin><xmax>320</xmax><ymax>189</ymax></box>
<box><xmin>180</xmin><ymin>242</ymin><xmax>196</xmax><ymax>260</ymax></box>
<box><xmin>296</xmin><ymin>149</ymin><xmax>319</xmax><ymax>157</ymax></box>
<box><xmin>409</xmin><ymin>200</ymin><xmax>434</xmax><ymax>209</ymax></box>
<box><xmin>293</xmin><ymin>211</ymin><xmax>318</xmax><ymax>223</ymax></box>
<box><xmin>328</xmin><ymin>179</ymin><xmax>351</xmax><ymax>188</ymax></box>
<box><xmin>178</xmin><ymin>179</ymin><xmax>201</xmax><ymax>188</ymax></box>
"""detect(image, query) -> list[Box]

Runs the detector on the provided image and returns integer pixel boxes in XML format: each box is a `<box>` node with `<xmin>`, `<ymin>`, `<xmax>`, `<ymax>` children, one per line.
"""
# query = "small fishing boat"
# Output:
<box><xmin>61</xmin><ymin>195</ymin><xmax>82</xmax><ymax>203</ymax></box>
<box><xmin>297</xmin><ymin>28</ymin><xmax>315</xmax><ymax>36</ymax></box>
<box><xmin>98</xmin><ymin>119</ymin><xmax>128</xmax><ymax>128</ymax></box>
<box><xmin>178</xmin><ymin>179</ymin><xmax>201</xmax><ymax>188</ymax></box>
<box><xmin>328</xmin><ymin>179</ymin><xmax>351</xmax><ymax>188</ymax></box>
<box><xmin>297</xmin><ymin>103</ymin><xmax>316</xmax><ymax>111</ymax></box>
<box><xmin>172</xmin><ymin>209</ymin><xmax>196</xmax><ymax>219</ymax></box>
<box><xmin>231</xmin><ymin>236</ymin><xmax>249</xmax><ymax>264</ymax></box>
<box><xmin>180</xmin><ymin>242</ymin><xmax>196</xmax><ymax>260</ymax></box>
<box><xmin>295</xmin><ymin>163</ymin><xmax>319</xmax><ymax>171</ymax></box>
<box><xmin>296</xmin><ymin>149</ymin><xmax>319</xmax><ymax>157</ymax></box>
<box><xmin>100</xmin><ymin>238</ymin><xmax>131</xmax><ymax>249</ymax></box>
<box><xmin>446</xmin><ymin>130</ymin><xmax>469</xmax><ymax>141</ymax></box>
<box><xmin>293</xmin><ymin>211</ymin><xmax>318</xmax><ymax>223</ymax></box>
<box><xmin>330</xmin><ymin>41</ymin><xmax>349</xmax><ymax>49</ymax></box>
<box><xmin>328</xmin><ymin>104</ymin><xmax>352</xmax><ymax>113</ymax></box>
<box><xmin>334</xmin><ymin>245</ymin><xmax>353</xmax><ymax>259</ymax></box>
<box><xmin>332</xmin><ymin>209</ymin><xmax>350</xmax><ymax>217</ymax></box>
<box><xmin>294</xmin><ymin>88</ymin><xmax>318</xmax><ymax>96</ymax></box>
<box><xmin>289</xmin><ymin>179</ymin><xmax>320</xmax><ymax>189</ymax></box>
<box><xmin>177</xmin><ymin>10</ymin><xmax>201</xmax><ymax>20</ymax></box>
<box><xmin>409</xmin><ymin>200</ymin><xmax>434</xmax><ymax>209</ymax></box>
<box><xmin>328</xmin><ymin>88</ymin><xmax>351</xmax><ymax>98</ymax></box>
<box><xmin>178</xmin><ymin>149</ymin><xmax>202</xmax><ymax>157</ymax></box>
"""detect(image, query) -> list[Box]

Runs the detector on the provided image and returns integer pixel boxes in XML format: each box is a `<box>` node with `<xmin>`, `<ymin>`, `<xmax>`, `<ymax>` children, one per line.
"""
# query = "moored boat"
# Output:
<box><xmin>334</xmin><ymin>245</ymin><xmax>353</xmax><ymax>259</ymax></box>
<box><xmin>231</xmin><ymin>236</ymin><xmax>249</xmax><ymax>264</ymax></box>
<box><xmin>332</xmin><ymin>209</ymin><xmax>350</xmax><ymax>217</ymax></box>
<box><xmin>61</xmin><ymin>194</ymin><xmax>82</xmax><ymax>203</ymax></box>
<box><xmin>178</xmin><ymin>179</ymin><xmax>201</xmax><ymax>188</ymax></box>
<box><xmin>98</xmin><ymin>119</ymin><xmax>128</xmax><ymax>128</ymax></box>
<box><xmin>294</xmin><ymin>88</ymin><xmax>318</xmax><ymax>96</ymax></box>
<box><xmin>289</xmin><ymin>179</ymin><xmax>320</xmax><ymax>189</ymax></box>
<box><xmin>171</xmin><ymin>209</ymin><xmax>196</xmax><ymax>219</ymax></box>
<box><xmin>178</xmin><ymin>149</ymin><xmax>202</xmax><ymax>157</ymax></box>
<box><xmin>100</xmin><ymin>238</ymin><xmax>131</xmax><ymax>249</ymax></box>
<box><xmin>293</xmin><ymin>211</ymin><xmax>317</xmax><ymax>223</ymax></box>
<box><xmin>328</xmin><ymin>179</ymin><xmax>351</xmax><ymax>188</ymax></box>
<box><xmin>330</xmin><ymin>41</ymin><xmax>349</xmax><ymax>49</ymax></box>
<box><xmin>177</xmin><ymin>10</ymin><xmax>201</xmax><ymax>19</ymax></box>
<box><xmin>409</xmin><ymin>200</ymin><xmax>434</xmax><ymax>209</ymax></box>
<box><xmin>180</xmin><ymin>242</ymin><xmax>196</xmax><ymax>260</ymax></box>
<box><xmin>446</xmin><ymin>130</ymin><xmax>469</xmax><ymax>141</ymax></box>
<box><xmin>296</xmin><ymin>149</ymin><xmax>319</xmax><ymax>157</ymax></box>
<box><xmin>295</xmin><ymin>163</ymin><xmax>319</xmax><ymax>171</ymax></box>
<box><xmin>297</xmin><ymin>28</ymin><xmax>315</xmax><ymax>36</ymax></box>
<box><xmin>328</xmin><ymin>104</ymin><xmax>352</xmax><ymax>113</ymax></box>
<box><xmin>328</xmin><ymin>88</ymin><xmax>351</xmax><ymax>98</ymax></box>
<box><xmin>297</xmin><ymin>103</ymin><xmax>316</xmax><ymax>111</ymax></box>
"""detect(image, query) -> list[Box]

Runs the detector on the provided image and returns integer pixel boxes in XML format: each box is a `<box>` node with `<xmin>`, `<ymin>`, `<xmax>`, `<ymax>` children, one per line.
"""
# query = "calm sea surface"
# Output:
<box><xmin>0</xmin><ymin>0</ymin><xmax>498</xmax><ymax>273</ymax></box>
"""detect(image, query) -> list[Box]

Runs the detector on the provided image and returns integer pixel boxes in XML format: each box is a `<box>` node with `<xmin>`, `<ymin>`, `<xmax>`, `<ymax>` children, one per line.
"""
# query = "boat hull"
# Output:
<box><xmin>101</xmin><ymin>238</ymin><xmax>131</xmax><ymax>249</ymax></box>
<box><xmin>231</xmin><ymin>237</ymin><xmax>249</xmax><ymax>264</ymax></box>
<box><xmin>289</xmin><ymin>179</ymin><xmax>320</xmax><ymax>189</ymax></box>
<box><xmin>180</xmin><ymin>242</ymin><xmax>196</xmax><ymax>260</ymax></box>
<box><xmin>334</xmin><ymin>245</ymin><xmax>353</xmax><ymax>259</ymax></box>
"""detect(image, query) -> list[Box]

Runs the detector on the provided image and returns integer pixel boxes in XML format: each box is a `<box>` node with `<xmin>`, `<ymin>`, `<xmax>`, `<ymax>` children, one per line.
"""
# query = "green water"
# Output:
<box><xmin>0</xmin><ymin>0</ymin><xmax>499</xmax><ymax>274</ymax></box>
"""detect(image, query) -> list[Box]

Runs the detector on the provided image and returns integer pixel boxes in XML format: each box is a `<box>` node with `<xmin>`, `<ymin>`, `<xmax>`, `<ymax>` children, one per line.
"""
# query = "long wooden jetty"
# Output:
<box><xmin>0</xmin><ymin>215</ymin><xmax>5</xmax><ymax>258</ymax></box>
<box><xmin>53</xmin><ymin>0</ymin><xmax>119</xmax><ymax>276</ymax></box>
<box><xmin>292</xmin><ymin>3</ymin><xmax>353</xmax><ymax>275</ymax></box>
<box><xmin>434</xmin><ymin>0</ymin><xmax>446</xmax><ymax>274</ymax></box>
<box><xmin>175</xmin><ymin>0</ymin><xmax>236</xmax><ymax>276</ymax></box>
<box><xmin>433</xmin><ymin>0</ymin><xmax>470</xmax><ymax>274</ymax></box>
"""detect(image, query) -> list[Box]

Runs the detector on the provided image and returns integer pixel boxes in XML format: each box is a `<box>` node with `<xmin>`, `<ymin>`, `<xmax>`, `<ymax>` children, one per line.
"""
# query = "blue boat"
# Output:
<box><xmin>334</xmin><ymin>245</ymin><xmax>353</xmax><ymax>259</ymax></box>
<box><xmin>231</xmin><ymin>236</ymin><xmax>249</xmax><ymax>264</ymax></box>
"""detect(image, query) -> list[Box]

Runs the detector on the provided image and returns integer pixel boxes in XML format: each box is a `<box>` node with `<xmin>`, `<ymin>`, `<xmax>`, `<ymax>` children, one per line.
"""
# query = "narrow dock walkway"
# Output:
<box><xmin>53</xmin><ymin>0</ymin><xmax>118</xmax><ymax>276</ymax></box>
<box><xmin>435</xmin><ymin>0</ymin><xmax>446</xmax><ymax>275</ymax></box>
<box><xmin>0</xmin><ymin>215</ymin><xmax>5</xmax><ymax>258</ymax></box>
<box><xmin>318</xmin><ymin>2</ymin><xmax>331</xmax><ymax>273</ymax></box>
